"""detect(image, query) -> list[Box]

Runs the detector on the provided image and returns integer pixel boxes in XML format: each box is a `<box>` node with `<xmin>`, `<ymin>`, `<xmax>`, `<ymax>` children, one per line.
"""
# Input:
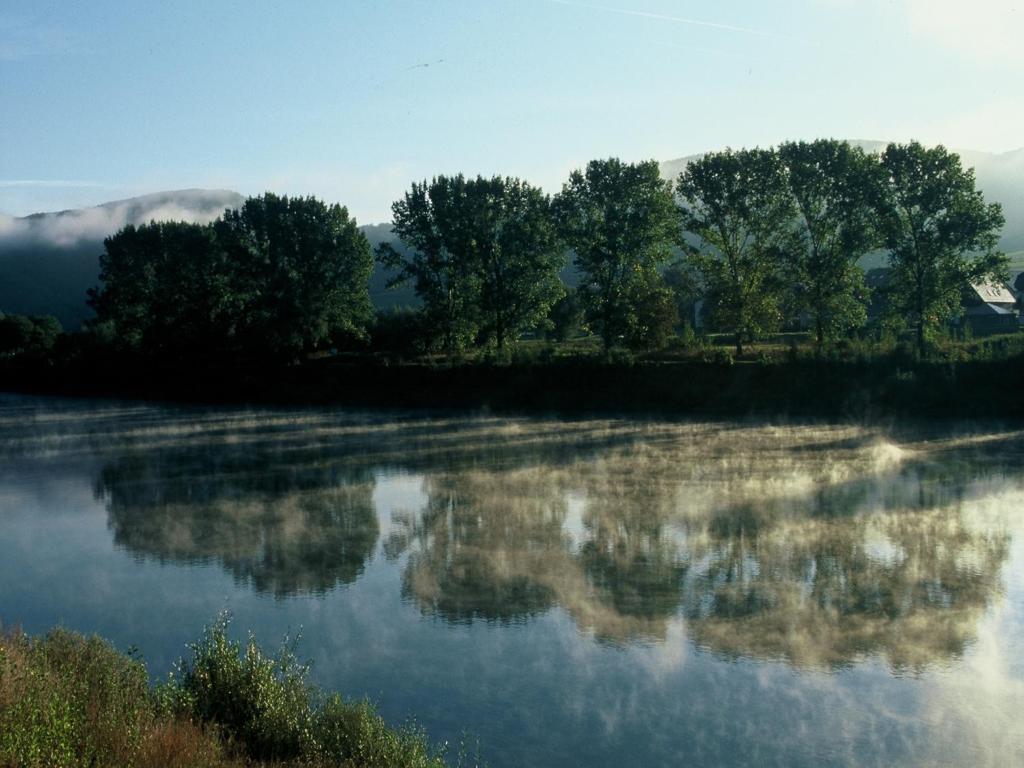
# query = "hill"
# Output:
<box><xmin>0</xmin><ymin>190</ymin><xmax>245</xmax><ymax>329</ymax></box>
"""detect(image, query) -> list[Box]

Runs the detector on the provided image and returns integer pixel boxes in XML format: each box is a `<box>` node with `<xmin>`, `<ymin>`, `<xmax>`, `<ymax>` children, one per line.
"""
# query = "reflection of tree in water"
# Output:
<box><xmin>86</xmin><ymin>405</ymin><xmax>1021</xmax><ymax>667</ymax></box>
<box><xmin>684</xmin><ymin>504</ymin><xmax>1008</xmax><ymax>670</ymax></box>
<box><xmin>398</xmin><ymin>465</ymin><xmax>697</xmax><ymax>643</ymax></box>
<box><xmin>397</xmin><ymin>430</ymin><xmax>1018</xmax><ymax>668</ymax></box>
<box><xmin>400</xmin><ymin>472</ymin><xmax>568</xmax><ymax>623</ymax></box>
<box><xmin>98</xmin><ymin>449</ymin><xmax>379</xmax><ymax>597</ymax></box>
<box><xmin>92</xmin><ymin>411</ymin><xmax>659</xmax><ymax>600</ymax></box>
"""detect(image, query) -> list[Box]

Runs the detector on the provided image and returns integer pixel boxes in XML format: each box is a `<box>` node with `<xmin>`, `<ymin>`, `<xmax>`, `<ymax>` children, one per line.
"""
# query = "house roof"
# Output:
<box><xmin>969</xmin><ymin>279</ymin><xmax>1016</xmax><ymax>305</ymax></box>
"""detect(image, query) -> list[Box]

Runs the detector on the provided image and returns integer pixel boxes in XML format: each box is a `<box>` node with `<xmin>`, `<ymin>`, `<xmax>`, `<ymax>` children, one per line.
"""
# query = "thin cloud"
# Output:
<box><xmin>544</xmin><ymin>0</ymin><xmax>793</xmax><ymax>40</ymax></box>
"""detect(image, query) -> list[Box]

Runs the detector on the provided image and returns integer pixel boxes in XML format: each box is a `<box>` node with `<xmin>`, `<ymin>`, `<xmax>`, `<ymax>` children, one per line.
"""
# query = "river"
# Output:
<box><xmin>2</xmin><ymin>394</ymin><xmax>1022</xmax><ymax>767</ymax></box>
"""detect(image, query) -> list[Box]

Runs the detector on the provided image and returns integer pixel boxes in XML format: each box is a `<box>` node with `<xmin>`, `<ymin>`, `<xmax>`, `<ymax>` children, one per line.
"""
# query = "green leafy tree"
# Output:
<box><xmin>662</xmin><ymin>261</ymin><xmax>703</xmax><ymax>331</ymax></box>
<box><xmin>377</xmin><ymin>175</ymin><xmax>482</xmax><ymax>354</ymax></box>
<box><xmin>546</xmin><ymin>288</ymin><xmax>585</xmax><ymax>342</ymax></box>
<box><xmin>100</xmin><ymin>222</ymin><xmax>229</xmax><ymax>354</ymax></box>
<box><xmin>90</xmin><ymin>195</ymin><xmax>373</xmax><ymax>361</ymax></box>
<box><xmin>89</xmin><ymin>223</ymin><xmax>166</xmax><ymax>351</ymax></box>
<box><xmin>677</xmin><ymin>148</ymin><xmax>797</xmax><ymax>355</ymax></box>
<box><xmin>0</xmin><ymin>313</ymin><xmax>62</xmax><ymax>357</ymax></box>
<box><xmin>216</xmin><ymin>194</ymin><xmax>374</xmax><ymax>360</ymax></box>
<box><xmin>27</xmin><ymin>315</ymin><xmax>62</xmax><ymax>353</ymax></box>
<box><xmin>0</xmin><ymin>314</ymin><xmax>34</xmax><ymax>355</ymax></box>
<box><xmin>779</xmin><ymin>140</ymin><xmax>881</xmax><ymax>349</ymax></box>
<box><xmin>90</xmin><ymin>221</ymin><xmax>245</xmax><ymax>357</ymax></box>
<box><xmin>381</xmin><ymin>175</ymin><xmax>564</xmax><ymax>352</ymax></box>
<box><xmin>552</xmin><ymin>159</ymin><xmax>678</xmax><ymax>351</ymax></box>
<box><xmin>624</xmin><ymin>272</ymin><xmax>679</xmax><ymax>350</ymax></box>
<box><xmin>878</xmin><ymin>142</ymin><xmax>1006</xmax><ymax>355</ymax></box>
<box><xmin>469</xmin><ymin>176</ymin><xmax>565</xmax><ymax>350</ymax></box>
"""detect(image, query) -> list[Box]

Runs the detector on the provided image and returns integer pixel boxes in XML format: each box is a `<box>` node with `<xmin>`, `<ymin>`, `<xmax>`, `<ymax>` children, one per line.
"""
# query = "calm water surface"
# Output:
<box><xmin>2</xmin><ymin>394</ymin><xmax>1023</xmax><ymax>767</ymax></box>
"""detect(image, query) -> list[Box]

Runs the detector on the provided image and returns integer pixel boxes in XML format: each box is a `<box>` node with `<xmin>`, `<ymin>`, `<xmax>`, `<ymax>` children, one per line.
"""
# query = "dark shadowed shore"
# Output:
<box><xmin>4</xmin><ymin>354</ymin><xmax>1023</xmax><ymax>421</ymax></box>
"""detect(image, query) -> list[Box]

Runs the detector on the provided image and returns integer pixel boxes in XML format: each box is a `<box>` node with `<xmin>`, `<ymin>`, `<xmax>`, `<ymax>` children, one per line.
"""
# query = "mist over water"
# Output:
<box><xmin>2</xmin><ymin>394</ymin><xmax>1023</xmax><ymax>767</ymax></box>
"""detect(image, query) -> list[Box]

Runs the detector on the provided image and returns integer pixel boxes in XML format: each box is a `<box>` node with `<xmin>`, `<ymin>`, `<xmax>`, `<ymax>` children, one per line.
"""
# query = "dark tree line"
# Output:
<box><xmin>0</xmin><ymin>312</ymin><xmax>62</xmax><ymax>358</ymax></box>
<box><xmin>87</xmin><ymin>193</ymin><xmax>373</xmax><ymax>361</ymax></box>
<box><xmin>65</xmin><ymin>140</ymin><xmax>1005</xmax><ymax>364</ymax></box>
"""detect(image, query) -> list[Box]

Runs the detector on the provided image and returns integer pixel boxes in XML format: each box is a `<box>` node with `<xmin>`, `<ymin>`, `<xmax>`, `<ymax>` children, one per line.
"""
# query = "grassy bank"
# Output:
<box><xmin>4</xmin><ymin>345</ymin><xmax>1024</xmax><ymax>421</ymax></box>
<box><xmin>0</xmin><ymin>617</ymin><xmax>461</xmax><ymax>768</ymax></box>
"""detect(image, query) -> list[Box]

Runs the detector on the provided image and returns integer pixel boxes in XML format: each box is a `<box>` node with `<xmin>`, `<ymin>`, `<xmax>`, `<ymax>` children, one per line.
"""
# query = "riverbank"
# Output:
<box><xmin>0</xmin><ymin>618</ymin><xmax>454</xmax><ymax>768</ymax></box>
<box><xmin>3</xmin><ymin>352</ymin><xmax>1024</xmax><ymax>421</ymax></box>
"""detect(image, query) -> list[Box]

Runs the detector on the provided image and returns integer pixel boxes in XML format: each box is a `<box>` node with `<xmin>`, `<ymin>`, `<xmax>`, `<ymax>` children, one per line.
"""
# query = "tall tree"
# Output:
<box><xmin>468</xmin><ymin>177</ymin><xmax>565</xmax><ymax>351</ymax></box>
<box><xmin>878</xmin><ymin>142</ymin><xmax>1006</xmax><ymax>355</ymax></box>
<box><xmin>677</xmin><ymin>148</ymin><xmax>797</xmax><ymax>355</ymax></box>
<box><xmin>381</xmin><ymin>175</ymin><xmax>564</xmax><ymax>352</ymax></box>
<box><xmin>779</xmin><ymin>140</ymin><xmax>882</xmax><ymax>349</ymax></box>
<box><xmin>377</xmin><ymin>175</ymin><xmax>481</xmax><ymax>354</ymax></box>
<box><xmin>215</xmin><ymin>194</ymin><xmax>374</xmax><ymax>360</ymax></box>
<box><xmin>552</xmin><ymin>159</ymin><xmax>678</xmax><ymax>351</ymax></box>
<box><xmin>89</xmin><ymin>221</ymin><xmax>229</xmax><ymax>356</ymax></box>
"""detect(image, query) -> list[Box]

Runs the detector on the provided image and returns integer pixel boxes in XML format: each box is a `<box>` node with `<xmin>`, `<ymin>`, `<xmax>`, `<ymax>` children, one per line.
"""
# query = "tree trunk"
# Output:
<box><xmin>915</xmin><ymin>283</ymin><xmax>925</xmax><ymax>358</ymax></box>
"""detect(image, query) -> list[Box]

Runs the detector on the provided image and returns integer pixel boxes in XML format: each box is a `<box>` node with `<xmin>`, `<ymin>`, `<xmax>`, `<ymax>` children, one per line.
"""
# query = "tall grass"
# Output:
<box><xmin>0</xmin><ymin>617</ymin><xmax>462</xmax><ymax>768</ymax></box>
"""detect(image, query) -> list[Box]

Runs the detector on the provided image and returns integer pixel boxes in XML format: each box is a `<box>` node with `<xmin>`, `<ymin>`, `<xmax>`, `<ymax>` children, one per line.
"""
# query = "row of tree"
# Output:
<box><xmin>383</xmin><ymin>140</ymin><xmax>1005</xmax><ymax>356</ymax></box>
<box><xmin>84</xmin><ymin>139</ymin><xmax>1005</xmax><ymax>361</ymax></box>
<box><xmin>681</xmin><ymin>141</ymin><xmax>1004</xmax><ymax>354</ymax></box>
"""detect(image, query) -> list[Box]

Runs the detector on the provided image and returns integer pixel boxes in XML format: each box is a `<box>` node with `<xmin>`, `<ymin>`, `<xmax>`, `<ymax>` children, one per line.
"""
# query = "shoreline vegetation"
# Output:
<box><xmin>1</xmin><ymin>140</ymin><xmax>1020</xmax><ymax>419</ymax></box>
<box><xmin>0</xmin><ymin>617</ymin><xmax>464</xmax><ymax>768</ymax></box>
<box><xmin>3</xmin><ymin>333</ymin><xmax>1024</xmax><ymax>420</ymax></box>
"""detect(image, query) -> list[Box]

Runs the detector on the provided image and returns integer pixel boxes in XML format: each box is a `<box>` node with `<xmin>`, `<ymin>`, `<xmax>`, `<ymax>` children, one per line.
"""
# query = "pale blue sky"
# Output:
<box><xmin>2</xmin><ymin>0</ymin><xmax>1021</xmax><ymax>222</ymax></box>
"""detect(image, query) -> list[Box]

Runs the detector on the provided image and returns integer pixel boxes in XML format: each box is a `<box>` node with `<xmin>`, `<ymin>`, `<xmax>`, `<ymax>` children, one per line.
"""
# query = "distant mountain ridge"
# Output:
<box><xmin>3</xmin><ymin>141</ymin><xmax>1022</xmax><ymax>329</ymax></box>
<box><xmin>0</xmin><ymin>190</ymin><xmax>246</xmax><ymax>329</ymax></box>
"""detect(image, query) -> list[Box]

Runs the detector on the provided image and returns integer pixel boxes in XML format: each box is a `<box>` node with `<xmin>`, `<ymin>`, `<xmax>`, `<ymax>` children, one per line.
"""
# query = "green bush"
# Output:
<box><xmin>165</xmin><ymin>616</ymin><xmax>318</xmax><ymax>761</ymax></box>
<box><xmin>2</xmin><ymin>618</ymin><xmax>460</xmax><ymax>768</ymax></box>
<box><xmin>0</xmin><ymin>628</ymin><xmax>150</xmax><ymax>768</ymax></box>
<box><xmin>317</xmin><ymin>696</ymin><xmax>446</xmax><ymax>768</ymax></box>
<box><xmin>701</xmin><ymin>347</ymin><xmax>734</xmax><ymax>366</ymax></box>
<box><xmin>162</xmin><ymin>614</ymin><xmax>453</xmax><ymax>766</ymax></box>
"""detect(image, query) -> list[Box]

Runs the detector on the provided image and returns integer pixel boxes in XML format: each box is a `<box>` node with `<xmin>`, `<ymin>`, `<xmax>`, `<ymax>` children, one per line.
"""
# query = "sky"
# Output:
<box><xmin>1</xmin><ymin>0</ymin><xmax>1022</xmax><ymax>223</ymax></box>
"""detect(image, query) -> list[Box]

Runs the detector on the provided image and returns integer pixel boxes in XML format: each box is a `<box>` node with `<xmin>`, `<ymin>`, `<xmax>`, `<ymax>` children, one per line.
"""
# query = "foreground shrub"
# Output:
<box><xmin>2</xmin><ymin>618</ymin><xmax>459</xmax><ymax>767</ymax></box>
<box><xmin>317</xmin><ymin>696</ymin><xmax>446</xmax><ymax>768</ymax></box>
<box><xmin>161</xmin><ymin>614</ymin><xmax>451</xmax><ymax>767</ymax></box>
<box><xmin>0</xmin><ymin>628</ymin><xmax>150</xmax><ymax>767</ymax></box>
<box><xmin>160</xmin><ymin>616</ymin><xmax>318</xmax><ymax>761</ymax></box>
<box><xmin>135</xmin><ymin>718</ymin><xmax>236</xmax><ymax>768</ymax></box>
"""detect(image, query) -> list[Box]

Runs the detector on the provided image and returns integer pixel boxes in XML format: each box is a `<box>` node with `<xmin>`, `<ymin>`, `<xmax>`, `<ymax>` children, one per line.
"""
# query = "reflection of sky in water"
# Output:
<box><xmin>1</xmin><ymin>394</ymin><xmax>1024</xmax><ymax>767</ymax></box>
